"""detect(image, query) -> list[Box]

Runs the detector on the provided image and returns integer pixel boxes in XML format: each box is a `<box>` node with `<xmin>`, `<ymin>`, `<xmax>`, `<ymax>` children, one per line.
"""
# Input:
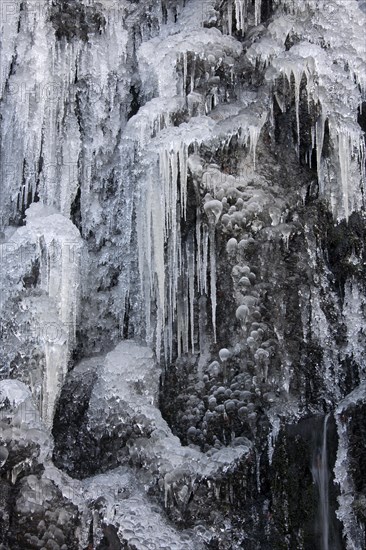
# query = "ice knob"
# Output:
<box><xmin>236</xmin><ymin>304</ymin><xmax>249</xmax><ymax>328</ymax></box>
<box><xmin>204</xmin><ymin>199</ymin><xmax>223</xmax><ymax>225</ymax></box>
<box><xmin>226</xmin><ymin>238</ymin><xmax>238</xmax><ymax>254</ymax></box>
<box><xmin>219</xmin><ymin>348</ymin><xmax>231</xmax><ymax>362</ymax></box>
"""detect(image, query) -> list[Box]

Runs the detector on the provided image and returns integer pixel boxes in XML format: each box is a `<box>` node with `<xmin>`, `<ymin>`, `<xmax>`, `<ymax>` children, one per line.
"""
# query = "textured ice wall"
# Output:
<box><xmin>1</xmin><ymin>0</ymin><xmax>365</xmax><ymax>363</ymax></box>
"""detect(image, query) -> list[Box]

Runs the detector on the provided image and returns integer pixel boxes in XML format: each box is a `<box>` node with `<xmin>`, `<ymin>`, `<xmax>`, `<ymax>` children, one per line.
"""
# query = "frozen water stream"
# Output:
<box><xmin>312</xmin><ymin>414</ymin><xmax>330</xmax><ymax>550</ymax></box>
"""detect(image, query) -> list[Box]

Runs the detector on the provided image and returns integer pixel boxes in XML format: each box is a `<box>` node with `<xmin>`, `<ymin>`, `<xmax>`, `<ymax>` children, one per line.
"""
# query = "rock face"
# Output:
<box><xmin>1</xmin><ymin>0</ymin><xmax>366</xmax><ymax>549</ymax></box>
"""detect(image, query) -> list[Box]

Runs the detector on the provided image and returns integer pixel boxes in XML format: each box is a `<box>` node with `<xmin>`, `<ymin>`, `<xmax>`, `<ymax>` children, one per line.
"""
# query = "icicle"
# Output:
<box><xmin>151</xmin><ymin>178</ymin><xmax>166</xmax><ymax>360</ymax></box>
<box><xmin>255</xmin><ymin>450</ymin><xmax>261</xmax><ymax>493</ymax></box>
<box><xmin>269</xmin><ymin>97</ymin><xmax>274</xmax><ymax>127</ymax></box>
<box><xmin>268</xmin><ymin>416</ymin><xmax>281</xmax><ymax>465</ymax></box>
<box><xmin>145</xmin><ymin>186</ymin><xmax>153</xmax><ymax>345</ymax></box>
<box><xmin>234</xmin><ymin>0</ymin><xmax>246</xmax><ymax>35</ymax></box>
<box><xmin>179</xmin><ymin>143</ymin><xmax>188</xmax><ymax>217</ymax></box>
<box><xmin>309</xmin><ymin>126</ymin><xmax>315</xmax><ymax>169</ymax></box>
<box><xmin>279</xmin><ymin>62</ymin><xmax>311</xmax><ymax>157</ymax></box>
<box><xmin>281</xmin><ymin>225</ymin><xmax>292</xmax><ymax>250</ymax></box>
<box><xmin>137</xmin><ymin>166</ymin><xmax>166</xmax><ymax>360</ymax></box>
<box><xmin>188</xmin><ymin>241</ymin><xmax>195</xmax><ymax>353</ymax></box>
<box><xmin>360</xmin><ymin>139</ymin><xmax>366</xmax><ymax>190</ymax></box>
<box><xmin>316</xmin><ymin>114</ymin><xmax>326</xmax><ymax>193</ymax></box>
<box><xmin>249</xmin><ymin>126</ymin><xmax>261</xmax><ymax>170</ymax></box>
<box><xmin>198</xmin><ymin>294</ymin><xmax>208</xmax><ymax>361</ymax></box>
<box><xmin>177</xmin><ymin>296</ymin><xmax>182</xmax><ymax>358</ymax></box>
<box><xmin>182</xmin><ymin>51</ymin><xmax>188</xmax><ymax>97</ymax></box>
<box><xmin>292</xmin><ymin>68</ymin><xmax>303</xmax><ymax>156</ymax></box>
<box><xmin>166</xmin><ymin>304</ymin><xmax>173</xmax><ymax>364</ymax></box>
<box><xmin>170</xmin><ymin>151</ymin><xmax>178</xmax><ymax>281</ymax></box>
<box><xmin>183</xmin><ymin>276</ymin><xmax>189</xmax><ymax>353</ymax></box>
<box><xmin>202</xmin><ymin>224</ymin><xmax>209</xmax><ymax>294</ymax></box>
<box><xmin>190</xmin><ymin>55</ymin><xmax>196</xmax><ymax>94</ymax></box>
<box><xmin>196</xmin><ymin>209</ymin><xmax>202</xmax><ymax>292</ymax></box>
<box><xmin>248</xmin><ymin>112</ymin><xmax>267</xmax><ymax>170</ymax></box>
<box><xmin>337</xmin><ymin>127</ymin><xmax>351</xmax><ymax>221</ymax></box>
<box><xmin>209</xmin><ymin>228</ymin><xmax>217</xmax><ymax>342</ymax></box>
<box><xmin>274</xmin><ymin>91</ymin><xmax>285</xmax><ymax>114</ymax></box>
<box><xmin>164</xmin><ymin>477</ymin><xmax>169</xmax><ymax>508</ymax></box>
<box><xmin>254</xmin><ymin>0</ymin><xmax>262</xmax><ymax>26</ymax></box>
<box><xmin>228</xmin><ymin>1</ymin><xmax>233</xmax><ymax>36</ymax></box>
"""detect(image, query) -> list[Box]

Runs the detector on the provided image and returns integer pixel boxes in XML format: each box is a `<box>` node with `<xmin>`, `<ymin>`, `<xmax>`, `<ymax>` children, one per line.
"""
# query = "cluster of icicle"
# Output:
<box><xmin>125</xmin><ymin>10</ymin><xmax>269</xmax><ymax>361</ymax></box>
<box><xmin>0</xmin><ymin>0</ymin><xmax>130</xmax><ymax>225</ymax></box>
<box><xmin>225</xmin><ymin>0</ymin><xmax>262</xmax><ymax>35</ymax></box>
<box><xmin>127</xmin><ymin>0</ymin><xmax>366</xmax><ymax>360</ymax></box>
<box><xmin>246</xmin><ymin>0</ymin><xmax>366</xmax><ymax>220</ymax></box>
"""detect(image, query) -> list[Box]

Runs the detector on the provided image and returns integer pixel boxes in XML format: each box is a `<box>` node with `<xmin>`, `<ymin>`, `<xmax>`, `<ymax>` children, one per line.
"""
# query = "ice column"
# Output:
<box><xmin>26</xmin><ymin>205</ymin><xmax>82</xmax><ymax>426</ymax></box>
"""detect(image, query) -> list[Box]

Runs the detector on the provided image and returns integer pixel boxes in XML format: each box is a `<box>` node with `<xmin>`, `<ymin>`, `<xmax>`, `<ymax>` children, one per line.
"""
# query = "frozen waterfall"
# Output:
<box><xmin>312</xmin><ymin>414</ymin><xmax>330</xmax><ymax>550</ymax></box>
<box><xmin>0</xmin><ymin>0</ymin><xmax>365</xmax><ymax>548</ymax></box>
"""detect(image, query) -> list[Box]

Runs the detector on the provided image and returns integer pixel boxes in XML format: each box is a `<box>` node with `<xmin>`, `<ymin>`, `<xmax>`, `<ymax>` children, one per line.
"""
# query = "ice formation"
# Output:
<box><xmin>0</xmin><ymin>0</ymin><xmax>273</xmax><ymax>363</ymax></box>
<box><xmin>247</xmin><ymin>0</ymin><xmax>366</xmax><ymax>219</ymax></box>
<box><xmin>0</xmin><ymin>379</ymin><xmax>53</xmax><ymax>471</ymax></box>
<box><xmin>58</xmin><ymin>341</ymin><xmax>250</xmax><ymax>546</ymax></box>
<box><xmin>1</xmin><ymin>204</ymin><xmax>82</xmax><ymax>425</ymax></box>
<box><xmin>1</xmin><ymin>0</ymin><xmax>366</xmax><ymax>548</ymax></box>
<box><xmin>81</xmin><ymin>468</ymin><xmax>204</xmax><ymax>550</ymax></box>
<box><xmin>0</xmin><ymin>1</ymin><xmax>364</xmax><ymax>363</ymax></box>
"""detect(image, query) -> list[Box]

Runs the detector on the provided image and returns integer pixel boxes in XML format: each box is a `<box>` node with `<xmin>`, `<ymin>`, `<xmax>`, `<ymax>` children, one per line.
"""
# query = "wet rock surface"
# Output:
<box><xmin>50</xmin><ymin>0</ymin><xmax>106</xmax><ymax>42</ymax></box>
